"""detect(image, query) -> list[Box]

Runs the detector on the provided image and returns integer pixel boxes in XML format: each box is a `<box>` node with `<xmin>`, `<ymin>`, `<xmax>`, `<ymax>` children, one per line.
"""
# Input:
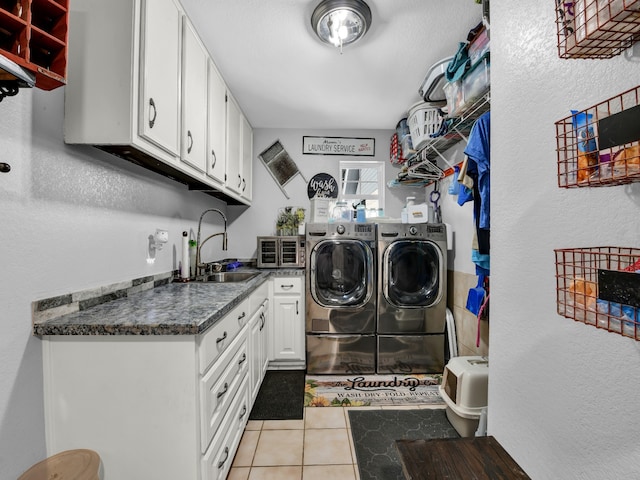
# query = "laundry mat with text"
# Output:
<box><xmin>304</xmin><ymin>374</ymin><xmax>444</xmax><ymax>407</ymax></box>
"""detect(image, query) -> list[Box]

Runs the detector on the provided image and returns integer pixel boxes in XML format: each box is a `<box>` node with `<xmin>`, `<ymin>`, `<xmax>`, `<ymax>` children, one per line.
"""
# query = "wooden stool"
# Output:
<box><xmin>18</xmin><ymin>449</ymin><xmax>101</xmax><ymax>480</ymax></box>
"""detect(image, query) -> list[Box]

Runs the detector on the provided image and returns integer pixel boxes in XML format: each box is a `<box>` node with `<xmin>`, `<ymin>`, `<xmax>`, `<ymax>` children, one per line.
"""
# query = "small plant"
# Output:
<box><xmin>276</xmin><ymin>207</ymin><xmax>305</xmax><ymax>235</ymax></box>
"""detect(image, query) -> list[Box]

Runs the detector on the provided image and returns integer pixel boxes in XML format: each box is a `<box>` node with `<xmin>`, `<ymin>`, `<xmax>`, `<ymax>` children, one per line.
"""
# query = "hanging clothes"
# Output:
<box><xmin>463</xmin><ymin>110</ymin><xmax>490</xmax><ymax>256</ymax></box>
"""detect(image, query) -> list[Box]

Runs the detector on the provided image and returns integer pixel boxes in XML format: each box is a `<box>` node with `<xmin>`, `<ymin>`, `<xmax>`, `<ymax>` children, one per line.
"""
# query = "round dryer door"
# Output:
<box><xmin>383</xmin><ymin>240</ymin><xmax>443</xmax><ymax>307</ymax></box>
<box><xmin>310</xmin><ymin>239</ymin><xmax>373</xmax><ymax>307</ymax></box>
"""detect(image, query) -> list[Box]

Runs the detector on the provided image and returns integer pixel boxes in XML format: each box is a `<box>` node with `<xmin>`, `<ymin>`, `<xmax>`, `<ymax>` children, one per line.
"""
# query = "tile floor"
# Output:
<box><xmin>228</xmin><ymin>404</ymin><xmax>444</xmax><ymax>480</ymax></box>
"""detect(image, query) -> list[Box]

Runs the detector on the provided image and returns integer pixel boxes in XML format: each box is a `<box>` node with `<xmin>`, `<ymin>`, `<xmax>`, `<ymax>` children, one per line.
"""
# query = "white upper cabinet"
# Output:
<box><xmin>139</xmin><ymin>0</ymin><xmax>181</xmax><ymax>156</ymax></box>
<box><xmin>241</xmin><ymin>114</ymin><xmax>253</xmax><ymax>202</ymax></box>
<box><xmin>226</xmin><ymin>93</ymin><xmax>253</xmax><ymax>203</ymax></box>
<box><xmin>207</xmin><ymin>60</ymin><xmax>227</xmax><ymax>185</ymax></box>
<box><xmin>181</xmin><ymin>18</ymin><xmax>208</xmax><ymax>173</ymax></box>
<box><xmin>63</xmin><ymin>0</ymin><xmax>251</xmax><ymax>206</ymax></box>
<box><xmin>226</xmin><ymin>94</ymin><xmax>243</xmax><ymax>196</ymax></box>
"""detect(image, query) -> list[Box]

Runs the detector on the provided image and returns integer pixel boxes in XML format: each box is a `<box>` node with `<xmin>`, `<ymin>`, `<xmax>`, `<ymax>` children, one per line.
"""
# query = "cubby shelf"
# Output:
<box><xmin>0</xmin><ymin>0</ymin><xmax>68</xmax><ymax>90</ymax></box>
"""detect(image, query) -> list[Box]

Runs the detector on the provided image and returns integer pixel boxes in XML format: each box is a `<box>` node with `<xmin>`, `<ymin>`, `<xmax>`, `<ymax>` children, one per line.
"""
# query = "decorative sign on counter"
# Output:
<box><xmin>303</xmin><ymin>136</ymin><xmax>375</xmax><ymax>156</ymax></box>
<box><xmin>307</xmin><ymin>173</ymin><xmax>338</xmax><ymax>199</ymax></box>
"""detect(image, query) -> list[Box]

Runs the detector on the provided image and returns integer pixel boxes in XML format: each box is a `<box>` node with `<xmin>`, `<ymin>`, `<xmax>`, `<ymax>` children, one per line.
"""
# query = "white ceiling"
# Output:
<box><xmin>180</xmin><ymin>0</ymin><xmax>483</xmax><ymax>130</ymax></box>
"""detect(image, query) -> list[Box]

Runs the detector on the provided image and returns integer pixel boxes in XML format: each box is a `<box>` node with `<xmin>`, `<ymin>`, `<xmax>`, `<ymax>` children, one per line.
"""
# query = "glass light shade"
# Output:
<box><xmin>311</xmin><ymin>0</ymin><xmax>372</xmax><ymax>48</ymax></box>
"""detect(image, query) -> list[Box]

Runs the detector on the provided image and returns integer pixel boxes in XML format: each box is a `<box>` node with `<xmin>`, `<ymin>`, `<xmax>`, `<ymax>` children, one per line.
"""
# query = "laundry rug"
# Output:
<box><xmin>249</xmin><ymin>370</ymin><xmax>305</xmax><ymax>420</ymax></box>
<box><xmin>304</xmin><ymin>374</ymin><xmax>444</xmax><ymax>407</ymax></box>
<box><xmin>349</xmin><ymin>409</ymin><xmax>459</xmax><ymax>480</ymax></box>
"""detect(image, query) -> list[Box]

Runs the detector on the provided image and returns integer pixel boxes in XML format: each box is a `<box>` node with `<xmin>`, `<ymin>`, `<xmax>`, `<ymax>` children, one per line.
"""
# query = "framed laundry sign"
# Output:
<box><xmin>303</xmin><ymin>136</ymin><xmax>375</xmax><ymax>156</ymax></box>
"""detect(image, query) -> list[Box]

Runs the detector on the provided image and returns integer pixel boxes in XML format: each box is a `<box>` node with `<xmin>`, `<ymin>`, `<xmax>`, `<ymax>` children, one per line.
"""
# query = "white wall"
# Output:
<box><xmin>0</xmin><ymin>88</ymin><xmax>231</xmax><ymax>478</ymax></box>
<box><xmin>227</xmin><ymin>128</ymin><xmax>426</xmax><ymax>258</ymax></box>
<box><xmin>491</xmin><ymin>2</ymin><xmax>640</xmax><ymax>479</ymax></box>
<box><xmin>428</xmin><ymin>142</ymin><xmax>477</xmax><ymax>274</ymax></box>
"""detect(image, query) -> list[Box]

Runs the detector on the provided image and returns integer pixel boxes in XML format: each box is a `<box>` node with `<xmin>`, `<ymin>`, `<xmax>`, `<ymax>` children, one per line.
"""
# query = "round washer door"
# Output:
<box><xmin>383</xmin><ymin>239</ymin><xmax>443</xmax><ymax>307</ymax></box>
<box><xmin>310</xmin><ymin>239</ymin><xmax>373</xmax><ymax>307</ymax></box>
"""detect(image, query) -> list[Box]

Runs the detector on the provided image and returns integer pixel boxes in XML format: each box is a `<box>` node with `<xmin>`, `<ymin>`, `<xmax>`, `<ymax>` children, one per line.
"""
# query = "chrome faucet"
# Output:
<box><xmin>195</xmin><ymin>208</ymin><xmax>228</xmax><ymax>277</ymax></box>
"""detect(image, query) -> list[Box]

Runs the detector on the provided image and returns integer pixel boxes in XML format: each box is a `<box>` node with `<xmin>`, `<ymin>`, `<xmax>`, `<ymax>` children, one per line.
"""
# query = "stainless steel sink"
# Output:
<box><xmin>197</xmin><ymin>271</ymin><xmax>260</xmax><ymax>283</ymax></box>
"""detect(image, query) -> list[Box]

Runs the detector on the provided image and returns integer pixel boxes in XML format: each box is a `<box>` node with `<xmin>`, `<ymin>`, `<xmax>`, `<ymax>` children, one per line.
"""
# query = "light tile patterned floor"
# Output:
<box><xmin>228</xmin><ymin>405</ymin><xmax>444</xmax><ymax>480</ymax></box>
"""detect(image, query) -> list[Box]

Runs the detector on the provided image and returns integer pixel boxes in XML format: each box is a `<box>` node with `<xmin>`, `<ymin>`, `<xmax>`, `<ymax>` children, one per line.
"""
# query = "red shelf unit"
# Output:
<box><xmin>0</xmin><ymin>0</ymin><xmax>68</xmax><ymax>90</ymax></box>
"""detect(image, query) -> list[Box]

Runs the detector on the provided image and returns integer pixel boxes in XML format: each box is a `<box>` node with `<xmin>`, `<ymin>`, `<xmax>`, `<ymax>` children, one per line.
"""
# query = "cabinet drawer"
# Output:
<box><xmin>200</xmin><ymin>329</ymin><xmax>249</xmax><ymax>453</ymax></box>
<box><xmin>273</xmin><ymin>276</ymin><xmax>302</xmax><ymax>295</ymax></box>
<box><xmin>199</xmin><ymin>298</ymin><xmax>249</xmax><ymax>373</ymax></box>
<box><xmin>202</xmin><ymin>376</ymin><xmax>250</xmax><ymax>480</ymax></box>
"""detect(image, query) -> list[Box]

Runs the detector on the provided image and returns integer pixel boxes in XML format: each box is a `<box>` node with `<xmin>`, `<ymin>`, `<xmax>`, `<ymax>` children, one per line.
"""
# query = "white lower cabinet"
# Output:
<box><xmin>42</xmin><ymin>285</ymin><xmax>268</xmax><ymax>480</ymax></box>
<box><xmin>269</xmin><ymin>275</ymin><xmax>306</xmax><ymax>368</ymax></box>
<box><xmin>201</xmin><ymin>375</ymin><xmax>250</xmax><ymax>480</ymax></box>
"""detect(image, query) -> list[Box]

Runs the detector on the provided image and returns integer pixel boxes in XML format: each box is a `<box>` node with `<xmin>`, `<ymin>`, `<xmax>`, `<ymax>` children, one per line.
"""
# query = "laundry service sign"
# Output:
<box><xmin>303</xmin><ymin>136</ymin><xmax>375</xmax><ymax>156</ymax></box>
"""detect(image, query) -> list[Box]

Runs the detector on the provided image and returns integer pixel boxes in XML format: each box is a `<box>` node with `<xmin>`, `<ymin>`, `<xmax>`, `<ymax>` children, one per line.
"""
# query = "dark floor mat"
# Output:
<box><xmin>249</xmin><ymin>370</ymin><xmax>305</xmax><ymax>420</ymax></box>
<box><xmin>349</xmin><ymin>409</ymin><xmax>460</xmax><ymax>480</ymax></box>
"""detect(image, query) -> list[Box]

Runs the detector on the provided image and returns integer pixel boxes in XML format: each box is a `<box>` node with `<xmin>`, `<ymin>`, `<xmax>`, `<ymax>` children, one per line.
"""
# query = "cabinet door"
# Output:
<box><xmin>259</xmin><ymin>301</ymin><xmax>269</xmax><ymax>377</ymax></box>
<box><xmin>181</xmin><ymin>18</ymin><xmax>208</xmax><ymax>173</ymax></box>
<box><xmin>240</xmin><ymin>114</ymin><xmax>253</xmax><ymax>202</ymax></box>
<box><xmin>226</xmin><ymin>95</ymin><xmax>242</xmax><ymax>195</ymax></box>
<box><xmin>271</xmin><ymin>296</ymin><xmax>304</xmax><ymax>362</ymax></box>
<box><xmin>207</xmin><ymin>60</ymin><xmax>227</xmax><ymax>184</ymax></box>
<box><xmin>139</xmin><ymin>0</ymin><xmax>181</xmax><ymax>156</ymax></box>
<box><xmin>249</xmin><ymin>301</ymin><xmax>269</xmax><ymax>402</ymax></box>
<box><xmin>249</xmin><ymin>308</ymin><xmax>262</xmax><ymax>402</ymax></box>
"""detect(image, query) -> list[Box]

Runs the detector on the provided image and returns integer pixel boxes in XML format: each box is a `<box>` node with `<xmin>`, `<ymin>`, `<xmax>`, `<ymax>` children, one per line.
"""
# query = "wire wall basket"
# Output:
<box><xmin>555</xmin><ymin>85</ymin><xmax>640</xmax><ymax>187</ymax></box>
<box><xmin>555</xmin><ymin>0</ymin><xmax>640</xmax><ymax>59</ymax></box>
<box><xmin>555</xmin><ymin>247</ymin><xmax>640</xmax><ymax>339</ymax></box>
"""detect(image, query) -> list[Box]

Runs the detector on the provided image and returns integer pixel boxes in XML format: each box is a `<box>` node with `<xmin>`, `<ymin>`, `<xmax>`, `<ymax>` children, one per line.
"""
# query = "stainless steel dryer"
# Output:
<box><xmin>377</xmin><ymin>223</ymin><xmax>447</xmax><ymax>374</ymax></box>
<box><xmin>306</xmin><ymin>222</ymin><xmax>376</xmax><ymax>374</ymax></box>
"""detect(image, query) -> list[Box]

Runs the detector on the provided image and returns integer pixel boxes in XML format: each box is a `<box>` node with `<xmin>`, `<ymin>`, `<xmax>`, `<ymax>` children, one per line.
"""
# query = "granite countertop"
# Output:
<box><xmin>33</xmin><ymin>268</ymin><xmax>304</xmax><ymax>336</ymax></box>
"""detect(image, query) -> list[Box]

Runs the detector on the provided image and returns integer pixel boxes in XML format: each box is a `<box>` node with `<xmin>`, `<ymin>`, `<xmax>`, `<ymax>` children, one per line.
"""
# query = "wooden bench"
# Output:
<box><xmin>396</xmin><ymin>436</ymin><xmax>530</xmax><ymax>480</ymax></box>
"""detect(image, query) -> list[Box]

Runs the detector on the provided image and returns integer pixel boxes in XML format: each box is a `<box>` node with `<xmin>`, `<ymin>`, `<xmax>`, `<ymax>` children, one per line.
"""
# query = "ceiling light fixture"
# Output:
<box><xmin>311</xmin><ymin>0</ymin><xmax>372</xmax><ymax>54</ymax></box>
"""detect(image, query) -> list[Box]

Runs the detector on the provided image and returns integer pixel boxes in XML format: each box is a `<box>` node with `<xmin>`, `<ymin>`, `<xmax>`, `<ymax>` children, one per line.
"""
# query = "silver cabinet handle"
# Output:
<box><xmin>211</xmin><ymin>149</ymin><xmax>216</xmax><ymax>169</ymax></box>
<box><xmin>260</xmin><ymin>312</ymin><xmax>265</xmax><ymax>331</ymax></box>
<box><xmin>216</xmin><ymin>331</ymin><xmax>227</xmax><ymax>344</ymax></box>
<box><xmin>217</xmin><ymin>447</ymin><xmax>229</xmax><ymax>469</ymax></box>
<box><xmin>187</xmin><ymin>130</ymin><xmax>193</xmax><ymax>153</ymax></box>
<box><xmin>148</xmin><ymin>98</ymin><xmax>156</xmax><ymax>128</ymax></box>
<box><xmin>217</xmin><ymin>382</ymin><xmax>228</xmax><ymax>399</ymax></box>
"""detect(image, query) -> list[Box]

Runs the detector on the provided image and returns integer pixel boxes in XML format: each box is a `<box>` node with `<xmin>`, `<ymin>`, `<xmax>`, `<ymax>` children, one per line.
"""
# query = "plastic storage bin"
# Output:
<box><xmin>468</xmin><ymin>27</ymin><xmax>490</xmax><ymax>66</ymax></box>
<box><xmin>443</xmin><ymin>80</ymin><xmax>464</xmax><ymax>118</ymax></box>
<box><xmin>444</xmin><ymin>56</ymin><xmax>490</xmax><ymax>119</ymax></box>
<box><xmin>462</xmin><ymin>57</ymin><xmax>490</xmax><ymax>106</ymax></box>
<box><xmin>438</xmin><ymin>356</ymin><xmax>489</xmax><ymax>437</ymax></box>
